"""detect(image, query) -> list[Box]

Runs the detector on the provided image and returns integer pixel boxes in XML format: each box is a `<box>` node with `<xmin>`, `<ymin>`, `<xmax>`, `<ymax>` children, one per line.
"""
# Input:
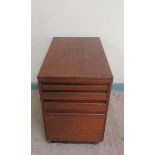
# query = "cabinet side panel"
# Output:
<box><xmin>102</xmin><ymin>83</ymin><xmax>112</xmax><ymax>140</ymax></box>
<box><xmin>38</xmin><ymin>80</ymin><xmax>48</xmax><ymax>139</ymax></box>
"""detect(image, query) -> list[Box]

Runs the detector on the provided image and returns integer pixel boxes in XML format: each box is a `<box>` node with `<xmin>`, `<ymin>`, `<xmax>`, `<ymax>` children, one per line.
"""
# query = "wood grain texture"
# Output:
<box><xmin>38</xmin><ymin>37</ymin><xmax>113</xmax><ymax>83</ymax></box>
<box><xmin>44</xmin><ymin>102</ymin><xmax>106</xmax><ymax>113</ymax></box>
<box><xmin>31</xmin><ymin>90</ymin><xmax>124</xmax><ymax>155</ymax></box>
<box><xmin>38</xmin><ymin>77</ymin><xmax>112</xmax><ymax>84</ymax></box>
<box><xmin>37</xmin><ymin>37</ymin><xmax>113</xmax><ymax>142</ymax></box>
<box><xmin>44</xmin><ymin>113</ymin><xmax>105</xmax><ymax>142</ymax></box>
<box><xmin>41</xmin><ymin>84</ymin><xmax>108</xmax><ymax>92</ymax></box>
<box><xmin>43</xmin><ymin>92</ymin><xmax>107</xmax><ymax>101</ymax></box>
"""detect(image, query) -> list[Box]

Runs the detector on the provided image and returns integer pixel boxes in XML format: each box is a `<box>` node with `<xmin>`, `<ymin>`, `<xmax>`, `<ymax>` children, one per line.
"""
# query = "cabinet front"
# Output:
<box><xmin>44</xmin><ymin>113</ymin><xmax>105</xmax><ymax>142</ymax></box>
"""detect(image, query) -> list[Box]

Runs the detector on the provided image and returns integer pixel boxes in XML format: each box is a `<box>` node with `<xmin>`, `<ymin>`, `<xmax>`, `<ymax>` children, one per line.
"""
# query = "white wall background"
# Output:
<box><xmin>32</xmin><ymin>0</ymin><xmax>124</xmax><ymax>83</ymax></box>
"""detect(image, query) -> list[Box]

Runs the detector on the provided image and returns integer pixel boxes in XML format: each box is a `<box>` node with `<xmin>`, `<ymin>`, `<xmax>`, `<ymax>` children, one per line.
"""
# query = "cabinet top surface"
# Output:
<box><xmin>38</xmin><ymin>37</ymin><xmax>113</xmax><ymax>81</ymax></box>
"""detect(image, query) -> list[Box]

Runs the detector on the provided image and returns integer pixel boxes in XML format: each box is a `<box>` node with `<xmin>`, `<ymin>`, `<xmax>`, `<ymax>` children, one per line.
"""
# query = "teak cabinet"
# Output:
<box><xmin>37</xmin><ymin>37</ymin><xmax>113</xmax><ymax>143</ymax></box>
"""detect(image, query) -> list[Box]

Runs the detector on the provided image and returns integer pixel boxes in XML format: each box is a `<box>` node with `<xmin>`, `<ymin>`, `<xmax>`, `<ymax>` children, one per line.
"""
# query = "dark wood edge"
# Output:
<box><xmin>37</xmin><ymin>77</ymin><xmax>113</xmax><ymax>84</ymax></box>
<box><xmin>101</xmin><ymin>83</ymin><xmax>112</xmax><ymax>140</ymax></box>
<box><xmin>38</xmin><ymin>81</ymin><xmax>48</xmax><ymax>139</ymax></box>
<box><xmin>44</xmin><ymin>113</ymin><xmax>105</xmax><ymax>116</ymax></box>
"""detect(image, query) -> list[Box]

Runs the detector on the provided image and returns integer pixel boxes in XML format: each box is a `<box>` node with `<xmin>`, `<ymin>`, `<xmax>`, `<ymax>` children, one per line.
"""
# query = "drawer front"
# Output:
<box><xmin>44</xmin><ymin>102</ymin><xmax>106</xmax><ymax>113</ymax></box>
<box><xmin>44</xmin><ymin>113</ymin><xmax>105</xmax><ymax>142</ymax></box>
<box><xmin>43</xmin><ymin>92</ymin><xmax>107</xmax><ymax>101</ymax></box>
<box><xmin>41</xmin><ymin>84</ymin><xmax>108</xmax><ymax>92</ymax></box>
<box><xmin>39</xmin><ymin>77</ymin><xmax>112</xmax><ymax>84</ymax></box>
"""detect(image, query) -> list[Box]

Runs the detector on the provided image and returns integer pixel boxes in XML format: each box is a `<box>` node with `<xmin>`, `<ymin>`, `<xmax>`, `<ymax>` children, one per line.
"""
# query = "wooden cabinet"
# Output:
<box><xmin>37</xmin><ymin>37</ymin><xmax>113</xmax><ymax>143</ymax></box>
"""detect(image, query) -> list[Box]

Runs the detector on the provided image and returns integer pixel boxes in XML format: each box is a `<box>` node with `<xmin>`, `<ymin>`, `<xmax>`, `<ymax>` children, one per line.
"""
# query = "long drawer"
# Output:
<box><xmin>43</xmin><ymin>101</ymin><xmax>106</xmax><ymax>113</ymax></box>
<box><xmin>41</xmin><ymin>84</ymin><xmax>108</xmax><ymax>92</ymax></box>
<box><xmin>43</xmin><ymin>92</ymin><xmax>107</xmax><ymax>101</ymax></box>
<box><xmin>44</xmin><ymin>113</ymin><xmax>105</xmax><ymax>142</ymax></box>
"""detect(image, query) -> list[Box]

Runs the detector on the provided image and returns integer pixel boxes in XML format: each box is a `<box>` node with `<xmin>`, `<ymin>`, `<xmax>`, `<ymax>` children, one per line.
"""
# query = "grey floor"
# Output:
<box><xmin>32</xmin><ymin>90</ymin><xmax>124</xmax><ymax>155</ymax></box>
